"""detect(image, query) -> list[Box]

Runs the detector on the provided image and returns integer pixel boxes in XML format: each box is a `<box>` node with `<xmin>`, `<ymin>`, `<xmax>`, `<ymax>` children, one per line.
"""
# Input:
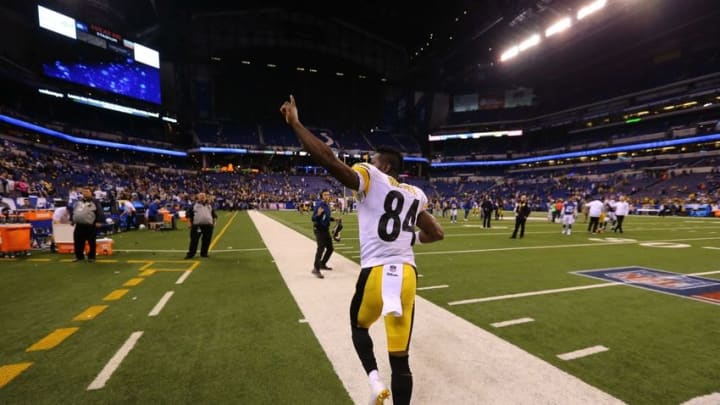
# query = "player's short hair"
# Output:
<box><xmin>320</xmin><ymin>189</ymin><xmax>330</xmax><ymax>196</ymax></box>
<box><xmin>375</xmin><ymin>146</ymin><xmax>403</xmax><ymax>177</ymax></box>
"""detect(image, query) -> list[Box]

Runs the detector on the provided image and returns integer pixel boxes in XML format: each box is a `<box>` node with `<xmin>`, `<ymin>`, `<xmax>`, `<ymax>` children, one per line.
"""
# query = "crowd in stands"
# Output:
<box><xmin>2</xmin><ymin>130</ymin><xmax>718</xmax><ymax>223</ymax></box>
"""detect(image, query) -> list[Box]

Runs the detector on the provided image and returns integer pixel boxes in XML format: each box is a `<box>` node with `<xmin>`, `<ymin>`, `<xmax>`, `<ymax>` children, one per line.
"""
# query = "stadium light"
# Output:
<box><xmin>429</xmin><ymin>130</ymin><xmax>523</xmax><ymax>141</ymax></box>
<box><xmin>38</xmin><ymin>88</ymin><xmax>64</xmax><ymax>98</ymax></box>
<box><xmin>431</xmin><ymin>133</ymin><xmax>720</xmax><ymax>168</ymax></box>
<box><xmin>545</xmin><ymin>17</ymin><xmax>572</xmax><ymax>37</ymax></box>
<box><xmin>577</xmin><ymin>0</ymin><xmax>607</xmax><ymax>20</ymax></box>
<box><xmin>500</xmin><ymin>46</ymin><xmax>519</xmax><ymax>62</ymax></box>
<box><xmin>518</xmin><ymin>34</ymin><xmax>541</xmax><ymax>51</ymax></box>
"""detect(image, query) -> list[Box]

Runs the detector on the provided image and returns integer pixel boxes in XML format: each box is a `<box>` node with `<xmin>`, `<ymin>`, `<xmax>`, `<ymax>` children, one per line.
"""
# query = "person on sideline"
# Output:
<box><xmin>613</xmin><ymin>195</ymin><xmax>630</xmax><ymax>233</ymax></box>
<box><xmin>50</xmin><ymin>200</ymin><xmax>71</xmax><ymax>253</ymax></box>
<box><xmin>510</xmin><ymin>195</ymin><xmax>531</xmax><ymax>239</ymax></box>
<box><xmin>280</xmin><ymin>95</ymin><xmax>444</xmax><ymax>405</ymax></box>
<box><xmin>70</xmin><ymin>187</ymin><xmax>105</xmax><ymax>262</ymax></box>
<box><xmin>311</xmin><ymin>189</ymin><xmax>336</xmax><ymax>278</ymax></box>
<box><xmin>561</xmin><ymin>196</ymin><xmax>578</xmax><ymax>235</ymax></box>
<box><xmin>586</xmin><ymin>197</ymin><xmax>604</xmax><ymax>234</ymax></box>
<box><xmin>481</xmin><ymin>196</ymin><xmax>493</xmax><ymax>228</ymax></box>
<box><xmin>184</xmin><ymin>192</ymin><xmax>216</xmax><ymax>259</ymax></box>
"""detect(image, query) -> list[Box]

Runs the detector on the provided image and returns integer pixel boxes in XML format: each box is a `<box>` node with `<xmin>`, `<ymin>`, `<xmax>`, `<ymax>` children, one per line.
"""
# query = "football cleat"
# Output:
<box><xmin>368</xmin><ymin>378</ymin><xmax>390</xmax><ymax>405</ymax></box>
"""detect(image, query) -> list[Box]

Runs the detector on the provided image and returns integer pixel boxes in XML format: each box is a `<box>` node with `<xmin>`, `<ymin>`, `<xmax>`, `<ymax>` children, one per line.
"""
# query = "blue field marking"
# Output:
<box><xmin>574</xmin><ymin>266</ymin><xmax>720</xmax><ymax>305</ymax></box>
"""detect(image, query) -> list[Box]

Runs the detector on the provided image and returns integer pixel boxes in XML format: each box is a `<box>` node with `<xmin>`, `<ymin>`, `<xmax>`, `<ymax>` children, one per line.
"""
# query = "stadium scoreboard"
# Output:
<box><xmin>37</xmin><ymin>5</ymin><xmax>161</xmax><ymax>104</ymax></box>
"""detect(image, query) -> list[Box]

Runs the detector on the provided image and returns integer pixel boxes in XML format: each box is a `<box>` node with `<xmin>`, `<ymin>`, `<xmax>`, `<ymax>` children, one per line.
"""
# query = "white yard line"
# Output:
<box><xmin>115</xmin><ymin>248</ymin><xmax>266</xmax><ymax>253</ymax></box>
<box><xmin>175</xmin><ymin>271</ymin><xmax>192</xmax><ymax>285</ymax></box>
<box><xmin>558</xmin><ymin>345</ymin><xmax>609</xmax><ymax>361</ymax></box>
<box><xmin>417</xmin><ymin>285</ymin><xmax>449</xmax><ymax>291</ymax></box>
<box><xmin>87</xmin><ymin>331</ymin><xmax>144</xmax><ymax>390</ymax></box>
<box><xmin>248</xmin><ymin>210</ymin><xmax>625</xmax><ymax>405</ymax></box>
<box><xmin>703</xmin><ymin>247</ymin><xmax>720</xmax><ymax>251</ymax></box>
<box><xmin>405</xmin><ymin>236</ymin><xmax>720</xmax><ymax>258</ymax></box>
<box><xmin>491</xmin><ymin>317</ymin><xmax>535</xmax><ymax>328</ymax></box>
<box><xmin>449</xmin><ymin>283</ymin><xmax>619</xmax><ymax>306</ymax></box>
<box><xmin>451</xmin><ymin>269</ymin><xmax>720</xmax><ymax>306</ymax></box>
<box><xmin>690</xmin><ymin>270</ymin><xmax>720</xmax><ymax>276</ymax></box>
<box><xmin>148</xmin><ymin>291</ymin><xmax>175</xmax><ymax>317</ymax></box>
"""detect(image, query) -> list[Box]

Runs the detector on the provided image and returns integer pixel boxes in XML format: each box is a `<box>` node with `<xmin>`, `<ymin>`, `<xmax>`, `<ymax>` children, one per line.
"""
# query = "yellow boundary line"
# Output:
<box><xmin>208</xmin><ymin>212</ymin><xmax>238</xmax><ymax>251</ymax></box>
<box><xmin>139</xmin><ymin>261</ymin><xmax>155</xmax><ymax>271</ymax></box>
<box><xmin>123</xmin><ymin>278</ymin><xmax>145</xmax><ymax>287</ymax></box>
<box><xmin>103</xmin><ymin>289</ymin><xmax>129</xmax><ymax>301</ymax></box>
<box><xmin>73</xmin><ymin>305</ymin><xmax>108</xmax><ymax>321</ymax></box>
<box><xmin>27</xmin><ymin>328</ymin><xmax>79</xmax><ymax>352</ymax></box>
<box><xmin>0</xmin><ymin>362</ymin><xmax>33</xmax><ymax>388</ymax></box>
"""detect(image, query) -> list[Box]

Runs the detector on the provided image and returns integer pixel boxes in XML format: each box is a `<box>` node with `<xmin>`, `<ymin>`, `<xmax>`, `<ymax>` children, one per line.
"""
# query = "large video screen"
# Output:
<box><xmin>37</xmin><ymin>5</ymin><xmax>161</xmax><ymax>105</ymax></box>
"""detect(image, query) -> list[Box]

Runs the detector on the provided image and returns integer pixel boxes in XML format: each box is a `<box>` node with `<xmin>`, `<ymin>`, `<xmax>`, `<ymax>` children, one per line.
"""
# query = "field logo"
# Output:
<box><xmin>574</xmin><ymin>266</ymin><xmax>720</xmax><ymax>305</ymax></box>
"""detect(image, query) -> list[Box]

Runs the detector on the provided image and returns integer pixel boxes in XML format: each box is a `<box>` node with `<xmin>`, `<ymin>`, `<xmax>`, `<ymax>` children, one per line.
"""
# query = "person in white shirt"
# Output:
<box><xmin>52</xmin><ymin>203</ymin><xmax>71</xmax><ymax>224</ymax></box>
<box><xmin>449</xmin><ymin>199</ymin><xmax>458</xmax><ymax>223</ymax></box>
<box><xmin>121</xmin><ymin>200</ymin><xmax>136</xmax><ymax>230</ymax></box>
<box><xmin>613</xmin><ymin>195</ymin><xmax>630</xmax><ymax>233</ymax></box>
<box><xmin>50</xmin><ymin>202</ymin><xmax>72</xmax><ymax>253</ymax></box>
<box><xmin>586</xmin><ymin>198</ymin><xmax>604</xmax><ymax>233</ymax></box>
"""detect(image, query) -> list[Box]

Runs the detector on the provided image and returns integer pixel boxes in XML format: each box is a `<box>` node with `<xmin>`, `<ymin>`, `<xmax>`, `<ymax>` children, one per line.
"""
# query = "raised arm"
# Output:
<box><xmin>280</xmin><ymin>95</ymin><xmax>359</xmax><ymax>191</ymax></box>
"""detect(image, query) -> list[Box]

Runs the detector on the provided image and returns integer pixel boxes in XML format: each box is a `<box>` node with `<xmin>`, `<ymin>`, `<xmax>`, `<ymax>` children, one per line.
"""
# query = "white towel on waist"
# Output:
<box><xmin>381</xmin><ymin>264</ymin><xmax>403</xmax><ymax>317</ymax></box>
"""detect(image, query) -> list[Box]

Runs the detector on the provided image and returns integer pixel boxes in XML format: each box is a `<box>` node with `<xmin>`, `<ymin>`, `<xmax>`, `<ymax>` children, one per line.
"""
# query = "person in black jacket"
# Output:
<box><xmin>311</xmin><ymin>189</ymin><xmax>336</xmax><ymax>278</ymax></box>
<box><xmin>481</xmin><ymin>196</ymin><xmax>494</xmax><ymax>228</ymax></box>
<box><xmin>510</xmin><ymin>195</ymin><xmax>531</xmax><ymax>239</ymax></box>
<box><xmin>70</xmin><ymin>187</ymin><xmax>105</xmax><ymax>262</ymax></box>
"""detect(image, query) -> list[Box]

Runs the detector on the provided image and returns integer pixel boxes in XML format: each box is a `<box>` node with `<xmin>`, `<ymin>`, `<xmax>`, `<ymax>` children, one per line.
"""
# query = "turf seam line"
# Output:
<box><xmin>208</xmin><ymin>211</ymin><xmax>238</xmax><ymax>251</ymax></box>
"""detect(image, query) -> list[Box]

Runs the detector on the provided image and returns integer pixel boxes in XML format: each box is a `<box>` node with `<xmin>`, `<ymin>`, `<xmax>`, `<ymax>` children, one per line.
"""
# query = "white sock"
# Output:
<box><xmin>368</xmin><ymin>370</ymin><xmax>379</xmax><ymax>381</ymax></box>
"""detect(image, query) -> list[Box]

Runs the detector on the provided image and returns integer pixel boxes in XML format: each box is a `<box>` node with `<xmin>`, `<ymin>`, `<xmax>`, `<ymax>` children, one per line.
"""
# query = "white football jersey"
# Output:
<box><xmin>352</xmin><ymin>163</ymin><xmax>428</xmax><ymax>268</ymax></box>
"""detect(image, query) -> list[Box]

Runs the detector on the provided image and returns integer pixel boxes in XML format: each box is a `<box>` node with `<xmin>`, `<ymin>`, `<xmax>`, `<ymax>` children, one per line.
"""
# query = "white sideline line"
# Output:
<box><xmin>87</xmin><ymin>331</ymin><xmax>144</xmax><ymax>390</ymax></box>
<box><xmin>558</xmin><ymin>345</ymin><xmax>609</xmax><ymax>361</ymax></box>
<box><xmin>148</xmin><ymin>291</ymin><xmax>174</xmax><ymax>317</ymax></box>
<box><xmin>249</xmin><ymin>211</ymin><xmax>625</xmax><ymax>404</ymax></box>
<box><xmin>115</xmin><ymin>248</ymin><xmax>267</xmax><ymax>253</ymax></box>
<box><xmin>417</xmin><ymin>285</ymin><xmax>449</xmax><ymax>291</ymax></box>
<box><xmin>689</xmin><ymin>270</ymin><xmax>720</xmax><ymax>276</ymax></box>
<box><xmin>408</xmin><ymin>236</ymin><xmax>720</xmax><ymax>258</ymax></box>
<box><xmin>449</xmin><ymin>283</ymin><xmax>619</xmax><ymax>306</ymax></box>
<box><xmin>703</xmin><ymin>247</ymin><xmax>720</xmax><ymax>250</ymax></box>
<box><xmin>491</xmin><ymin>317</ymin><xmax>535</xmax><ymax>328</ymax></box>
<box><xmin>451</xmin><ymin>269</ymin><xmax>720</xmax><ymax>306</ymax></box>
<box><xmin>175</xmin><ymin>271</ymin><xmax>192</xmax><ymax>285</ymax></box>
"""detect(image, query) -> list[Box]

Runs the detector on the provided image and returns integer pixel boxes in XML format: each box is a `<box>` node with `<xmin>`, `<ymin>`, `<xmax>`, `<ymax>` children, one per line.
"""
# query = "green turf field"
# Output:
<box><xmin>1</xmin><ymin>211</ymin><xmax>719</xmax><ymax>404</ymax></box>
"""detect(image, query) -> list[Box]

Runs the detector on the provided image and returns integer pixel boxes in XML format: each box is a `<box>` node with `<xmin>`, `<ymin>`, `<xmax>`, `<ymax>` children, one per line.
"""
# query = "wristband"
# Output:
<box><xmin>414</xmin><ymin>231</ymin><xmax>423</xmax><ymax>245</ymax></box>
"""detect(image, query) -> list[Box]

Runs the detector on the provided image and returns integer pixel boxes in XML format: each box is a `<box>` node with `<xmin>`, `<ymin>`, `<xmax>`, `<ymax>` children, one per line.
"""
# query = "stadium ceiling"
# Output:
<box><xmin>4</xmin><ymin>0</ymin><xmax>720</xmax><ymax>89</ymax></box>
